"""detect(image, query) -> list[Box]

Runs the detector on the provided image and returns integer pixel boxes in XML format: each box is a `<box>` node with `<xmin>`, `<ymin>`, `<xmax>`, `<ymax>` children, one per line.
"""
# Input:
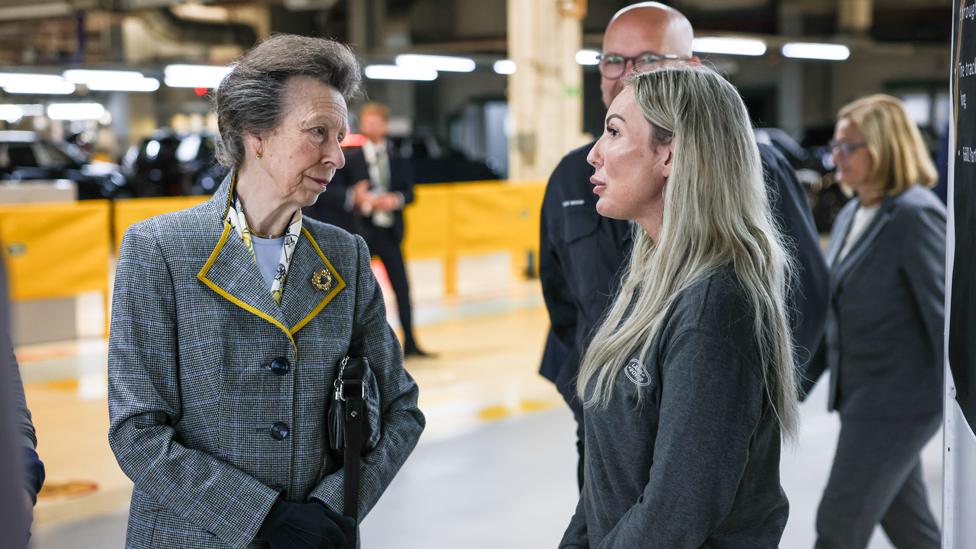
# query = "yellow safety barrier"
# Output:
<box><xmin>113</xmin><ymin>196</ymin><xmax>208</xmax><ymax>249</ymax></box>
<box><xmin>0</xmin><ymin>181</ymin><xmax>547</xmax><ymax>304</ymax></box>
<box><xmin>404</xmin><ymin>180</ymin><xmax>545</xmax><ymax>295</ymax></box>
<box><xmin>0</xmin><ymin>200</ymin><xmax>111</xmax><ymax>301</ymax></box>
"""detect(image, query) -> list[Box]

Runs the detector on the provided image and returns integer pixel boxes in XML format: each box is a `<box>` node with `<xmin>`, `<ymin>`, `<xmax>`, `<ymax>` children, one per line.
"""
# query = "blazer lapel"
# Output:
<box><xmin>196</xmin><ymin>174</ymin><xmax>295</xmax><ymax>348</ymax></box>
<box><xmin>278</xmin><ymin>226</ymin><xmax>347</xmax><ymax>335</ymax></box>
<box><xmin>826</xmin><ymin>201</ymin><xmax>855</xmax><ymax>270</ymax></box>
<box><xmin>831</xmin><ymin>196</ymin><xmax>897</xmax><ymax>291</ymax></box>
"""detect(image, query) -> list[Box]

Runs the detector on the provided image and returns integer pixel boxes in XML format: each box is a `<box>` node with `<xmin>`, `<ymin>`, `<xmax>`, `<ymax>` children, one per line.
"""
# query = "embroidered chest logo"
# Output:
<box><xmin>624</xmin><ymin>358</ymin><xmax>651</xmax><ymax>387</ymax></box>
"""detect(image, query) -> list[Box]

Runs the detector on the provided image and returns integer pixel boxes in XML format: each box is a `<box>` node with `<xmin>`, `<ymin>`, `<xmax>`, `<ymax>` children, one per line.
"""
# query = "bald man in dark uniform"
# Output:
<box><xmin>539</xmin><ymin>2</ymin><xmax>829</xmax><ymax>489</ymax></box>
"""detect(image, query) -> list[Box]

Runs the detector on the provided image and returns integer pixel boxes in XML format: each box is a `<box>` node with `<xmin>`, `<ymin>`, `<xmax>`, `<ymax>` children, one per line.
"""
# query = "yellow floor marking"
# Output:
<box><xmin>42</xmin><ymin>379</ymin><xmax>80</xmax><ymax>391</ymax></box>
<box><xmin>477</xmin><ymin>405</ymin><xmax>513</xmax><ymax>421</ymax></box>
<box><xmin>38</xmin><ymin>481</ymin><xmax>99</xmax><ymax>500</ymax></box>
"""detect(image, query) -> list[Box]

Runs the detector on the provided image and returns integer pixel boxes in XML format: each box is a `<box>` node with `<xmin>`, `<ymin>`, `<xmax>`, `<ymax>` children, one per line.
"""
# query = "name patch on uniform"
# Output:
<box><xmin>624</xmin><ymin>358</ymin><xmax>651</xmax><ymax>387</ymax></box>
<box><xmin>562</xmin><ymin>199</ymin><xmax>585</xmax><ymax>208</ymax></box>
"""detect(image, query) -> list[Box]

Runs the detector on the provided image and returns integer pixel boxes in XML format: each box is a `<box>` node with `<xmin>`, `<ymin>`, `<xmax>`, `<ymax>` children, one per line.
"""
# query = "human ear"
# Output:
<box><xmin>661</xmin><ymin>143</ymin><xmax>675</xmax><ymax>179</ymax></box>
<box><xmin>244</xmin><ymin>132</ymin><xmax>265</xmax><ymax>158</ymax></box>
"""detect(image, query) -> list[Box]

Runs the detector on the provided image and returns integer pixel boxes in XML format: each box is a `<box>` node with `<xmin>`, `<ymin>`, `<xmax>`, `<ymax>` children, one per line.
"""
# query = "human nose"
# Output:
<box><xmin>322</xmin><ymin>138</ymin><xmax>345</xmax><ymax>169</ymax></box>
<box><xmin>830</xmin><ymin>144</ymin><xmax>845</xmax><ymax>164</ymax></box>
<box><xmin>587</xmin><ymin>136</ymin><xmax>604</xmax><ymax>168</ymax></box>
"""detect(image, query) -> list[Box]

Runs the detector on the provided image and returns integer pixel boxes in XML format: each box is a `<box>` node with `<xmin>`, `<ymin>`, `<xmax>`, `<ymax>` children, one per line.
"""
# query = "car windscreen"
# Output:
<box><xmin>37</xmin><ymin>142</ymin><xmax>81</xmax><ymax>168</ymax></box>
<box><xmin>7</xmin><ymin>143</ymin><xmax>38</xmax><ymax>167</ymax></box>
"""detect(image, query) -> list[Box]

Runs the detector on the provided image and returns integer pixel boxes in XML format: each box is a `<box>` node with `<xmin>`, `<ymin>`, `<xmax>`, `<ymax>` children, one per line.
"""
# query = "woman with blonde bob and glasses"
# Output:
<box><xmin>559</xmin><ymin>64</ymin><xmax>798</xmax><ymax>548</ymax></box>
<box><xmin>803</xmin><ymin>95</ymin><xmax>943</xmax><ymax>548</ymax></box>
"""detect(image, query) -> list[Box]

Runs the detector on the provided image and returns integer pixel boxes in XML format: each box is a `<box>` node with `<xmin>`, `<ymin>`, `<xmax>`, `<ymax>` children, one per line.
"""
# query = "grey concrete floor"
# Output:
<box><xmin>31</xmin><ymin>379</ymin><xmax>943</xmax><ymax>549</ymax></box>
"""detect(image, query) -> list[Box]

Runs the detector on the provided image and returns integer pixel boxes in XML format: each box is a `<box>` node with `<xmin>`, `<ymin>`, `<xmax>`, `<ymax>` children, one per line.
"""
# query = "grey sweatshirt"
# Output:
<box><xmin>560</xmin><ymin>269</ymin><xmax>789</xmax><ymax>548</ymax></box>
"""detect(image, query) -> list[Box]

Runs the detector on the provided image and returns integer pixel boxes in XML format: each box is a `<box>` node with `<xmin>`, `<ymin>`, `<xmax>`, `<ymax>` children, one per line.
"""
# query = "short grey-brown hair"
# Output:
<box><xmin>214</xmin><ymin>34</ymin><xmax>362</xmax><ymax>169</ymax></box>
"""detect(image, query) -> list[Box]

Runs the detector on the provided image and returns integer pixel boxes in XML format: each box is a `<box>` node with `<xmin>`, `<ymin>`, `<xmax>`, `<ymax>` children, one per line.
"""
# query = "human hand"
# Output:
<box><xmin>316</xmin><ymin>502</ymin><xmax>356</xmax><ymax>549</ymax></box>
<box><xmin>372</xmin><ymin>193</ymin><xmax>401</xmax><ymax>212</ymax></box>
<box><xmin>352</xmin><ymin>180</ymin><xmax>372</xmax><ymax>211</ymax></box>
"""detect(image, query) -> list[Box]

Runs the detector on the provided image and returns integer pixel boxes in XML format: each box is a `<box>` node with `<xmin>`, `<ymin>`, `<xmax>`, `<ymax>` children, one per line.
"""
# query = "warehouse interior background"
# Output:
<box><xmin>0</xmin><ymin>0</ymin><xmax>954</xmax><ymax>548</ymax></box>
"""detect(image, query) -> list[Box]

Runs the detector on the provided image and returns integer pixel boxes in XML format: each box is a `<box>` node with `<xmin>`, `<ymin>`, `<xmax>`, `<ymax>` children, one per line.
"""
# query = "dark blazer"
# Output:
<box><xmin>0</xmin><ymin>253</ymin><xmax>44</xmax><ymax>503</ymax></box>
<box><xmin>0</xmin><ymin>258</ymin><xmax>30</xmax><ymax>539</ymax></box>
<box><xmin>804</xmin><ymin>185</ymin><xmax>945</xmax><ymax>419</ymax></box>
<box><xmin>343</xmin><ymin>143</ymin><xmax>416</xmax><ymax>243</ymax></box>
<box><xmin>5</xmin><ymin>331</ymin><xmax>43</xmax><ymax>503</ymax></box>
<box><xmin>304</xmin><ymin>156</ymin><xmax>361</xmax><ymax>234</ymax></box>
<box><xmin>108</xmin><ymin>174</ymin><xmax>425</xmax><ymax>548</ymax></box>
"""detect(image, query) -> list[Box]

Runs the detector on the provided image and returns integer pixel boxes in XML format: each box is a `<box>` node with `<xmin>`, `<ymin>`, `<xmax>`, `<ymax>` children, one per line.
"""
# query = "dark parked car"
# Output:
<box><xmin>122</xmin><ymin>130</ymin><xmax>227</xmax><ymax>196</ymax></box>
<box><xmin>0</xmin><ymin>130</ymin><xmax>131</xmax><ymax>199</ymax></box>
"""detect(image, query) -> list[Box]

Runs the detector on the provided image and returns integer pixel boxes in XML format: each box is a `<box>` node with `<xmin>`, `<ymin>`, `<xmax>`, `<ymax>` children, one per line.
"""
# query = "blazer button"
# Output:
<box><xmin>270</xmin><ymin>422</ymin><xmax>290</xmax><ymax>441</ymax></box>
<box><xmin>269</xmin><ymin>357</ymin><xmax>291</xmax><ymax>376</ymax></box>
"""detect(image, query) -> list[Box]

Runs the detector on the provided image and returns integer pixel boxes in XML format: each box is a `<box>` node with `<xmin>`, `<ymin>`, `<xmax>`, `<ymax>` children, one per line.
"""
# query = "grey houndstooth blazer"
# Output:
<box><xmin>108</xmin><ymin>175</ymin><xmax>424</xmax><ymax>548</ymax></box>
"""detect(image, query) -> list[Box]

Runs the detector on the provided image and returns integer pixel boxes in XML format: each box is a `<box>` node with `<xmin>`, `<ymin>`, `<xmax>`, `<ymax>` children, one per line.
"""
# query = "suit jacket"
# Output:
<box><xmin>4</xmin><ymin>319</ymin><xmax>44</xmax><ymax>502</ymax></box>
<box><xmin>804</xmin><ymin>185</ymin><xmax>945</xmax><ymax>419</ymax></box>
<box><xmin>108</xmin><ymin>174</ymin><xmax>425</xmax><ymax>549</ymax></box>
<box><xmin>0</xmin><ymin>257</ymin><xmax>30</xmax><ymax>540</ymax></box>
<box><xmin>342</xmin><ymin>143</ymin><xmax>415</xmax><ymax>243</ymax></box>
<box><xmin>304</xmin><ymin>149</ymin><xmax>362</xmax><ymax>235</ymax></box>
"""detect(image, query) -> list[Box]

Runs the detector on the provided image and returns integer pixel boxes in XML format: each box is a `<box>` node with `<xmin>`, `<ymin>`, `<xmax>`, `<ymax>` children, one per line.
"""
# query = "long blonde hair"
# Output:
<box><xmin>576</xmin><ymin>65</ymin><xmax>799</xmax><ymax>438</ymax></box>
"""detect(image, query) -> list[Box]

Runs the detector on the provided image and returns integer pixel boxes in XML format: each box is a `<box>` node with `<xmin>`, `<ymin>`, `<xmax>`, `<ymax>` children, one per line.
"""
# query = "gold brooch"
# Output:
<box><xmin>311</xmin><ymin>269</ymin><xmax>333</xmax><ymax>292</ymax></box>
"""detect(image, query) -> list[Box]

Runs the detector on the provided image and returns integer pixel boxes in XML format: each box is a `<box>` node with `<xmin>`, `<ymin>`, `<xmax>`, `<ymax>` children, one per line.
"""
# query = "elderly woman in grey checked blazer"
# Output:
<box><xmin>107</xmin><ymin>35</ymin><xmax>424</xmax><ymax>549</ymax></box>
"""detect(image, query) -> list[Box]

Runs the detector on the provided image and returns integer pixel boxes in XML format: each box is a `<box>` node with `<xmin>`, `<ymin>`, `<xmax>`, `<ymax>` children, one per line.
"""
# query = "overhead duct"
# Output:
<box><xmin>284</xmin><ymin>0</ymin><xmax>339</xmax><ymax>11</ymax></box>
<box><xmin>136</xmin><ymin>7</ymin><xmax>257</xmax><ymax>50</ymax></box>
<box><xmin>0</xmin><ymin>2</ymin><xmax>71</xmax><ymax>21</ymax></box>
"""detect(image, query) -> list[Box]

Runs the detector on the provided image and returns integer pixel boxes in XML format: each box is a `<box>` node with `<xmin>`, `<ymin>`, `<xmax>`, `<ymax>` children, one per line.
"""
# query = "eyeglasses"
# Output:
<box><xmin>597</xmin><ymin>51</ymin><xmax>690</xmax><ymax>80</ymax></box>
<box><xmin>828</xmin><ymin>140</ymin><xmax>867</xmax><ymax>158</ymax></box>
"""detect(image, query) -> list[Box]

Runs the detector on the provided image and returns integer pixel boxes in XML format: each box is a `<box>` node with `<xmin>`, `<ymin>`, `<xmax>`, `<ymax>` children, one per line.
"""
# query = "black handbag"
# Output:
<box><xmin>327</xmin><ymin>355</ymin><xmax>381</xmax><ymax>549</ymax></box>
<box><xmin>329</xmin><ymin>356</ymin><xmax>382</xmax><ymax>453</ymax></box>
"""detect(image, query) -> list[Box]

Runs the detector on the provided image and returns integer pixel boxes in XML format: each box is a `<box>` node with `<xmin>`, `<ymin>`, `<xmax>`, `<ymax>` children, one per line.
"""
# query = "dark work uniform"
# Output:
<box><xmin>329</xmin><ymin>145</ymin><xmax>423</xmax><ymax>353</ymax></box>
<box><xmin>559</xmin><ymin>269</ymin><xmax>788</xmax><ymax>548</ymax></box>
<box><xmin>539</xmin><ymin>140</ymin><xmax>829</xmax><ymax>487</ymax></box>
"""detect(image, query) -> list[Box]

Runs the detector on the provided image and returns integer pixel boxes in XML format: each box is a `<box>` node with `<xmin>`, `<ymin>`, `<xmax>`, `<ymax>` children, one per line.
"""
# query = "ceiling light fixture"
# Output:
<box><xmin>0</xmin><ymin>73</ymin><xmax>75</xmax><ymax>95</ymax></box>
<box><xmin>395</xmin><ymin>54</ymin><xmax>475</xmax><ymax>73</ymax></box>
<box><xmin>692</xmin><ymin>37</ymin><xmax>767</xmax><ymax>56</ymax></box>
<box><xmin>0</xmin><ymin>105</ymin><xmax>23</xmax><ymax>122</ymax></box>
<box><xmin>63</xmin><ymin>69</ymin><xmax>160</xmax><ymax>92</ymax></box>
<box><xmin>163</xmin><ymin>64</ymin><xmax>232</xmax><ymax>89</ymax></box>
<box><xmin>47</xmin><ymin>102</ymin><xmax>106</xmax><ymax>121</ymax></box>
<box><xmin>364</xmin><ymin>65</ymin><xmax>438</xmax><ymax>81</ymax></box>
<box><xmin>781</xmin><ymin>43</ymin><xmax>851</xmax><ymax>61</ymax></box>
<box><xmin>88</xmin><ymin>78</ymin><xmax>160</xmax><ymax>92</ymax></box>
<box><xmin>575</xmin><ymin>49</ymin><xmax>600</xmax><ymax>66</ymax></box>
<box><xmin>493</xmin><ymin>60</ymin><xmax>517</xmax><ymax>75</ymax></box>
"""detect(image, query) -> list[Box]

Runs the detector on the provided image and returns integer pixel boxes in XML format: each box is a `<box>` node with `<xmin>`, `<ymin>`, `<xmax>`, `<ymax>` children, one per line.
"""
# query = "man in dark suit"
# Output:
<box><xmin>304</xmin><ymin>154</ymin><xmax>363</xmax><ymax>235</ymax></box>
<box><xmin>539</xmin><ymin>2</ymin><xmax>830</xmax><ymax>489</ymax></box>
<box><xmin>337</xmin><ymin>103</ymin><xmax>430</xmax><ymax>357</ymax></box>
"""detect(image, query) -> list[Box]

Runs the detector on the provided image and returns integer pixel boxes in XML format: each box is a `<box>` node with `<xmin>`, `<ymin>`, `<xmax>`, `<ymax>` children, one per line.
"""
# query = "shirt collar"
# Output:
<box><xmin>364</xmin><ymin>139</ymin><xmax>386</xmax><ymax>157</ymax></box>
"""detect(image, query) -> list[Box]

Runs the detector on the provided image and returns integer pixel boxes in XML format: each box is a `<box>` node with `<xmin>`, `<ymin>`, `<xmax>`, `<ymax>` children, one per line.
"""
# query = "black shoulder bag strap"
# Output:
<box><xmin>335</xmin><ymin>355</ymin><xmax>367</xmax><ymax>549</ymax></box>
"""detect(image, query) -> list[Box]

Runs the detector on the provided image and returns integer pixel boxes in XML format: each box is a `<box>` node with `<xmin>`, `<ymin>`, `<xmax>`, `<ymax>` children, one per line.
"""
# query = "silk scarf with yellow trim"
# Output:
<box><xmin>226</xmin><ymin>195</ymin><xmax>302</xmax><ymax>305</ymax></box>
